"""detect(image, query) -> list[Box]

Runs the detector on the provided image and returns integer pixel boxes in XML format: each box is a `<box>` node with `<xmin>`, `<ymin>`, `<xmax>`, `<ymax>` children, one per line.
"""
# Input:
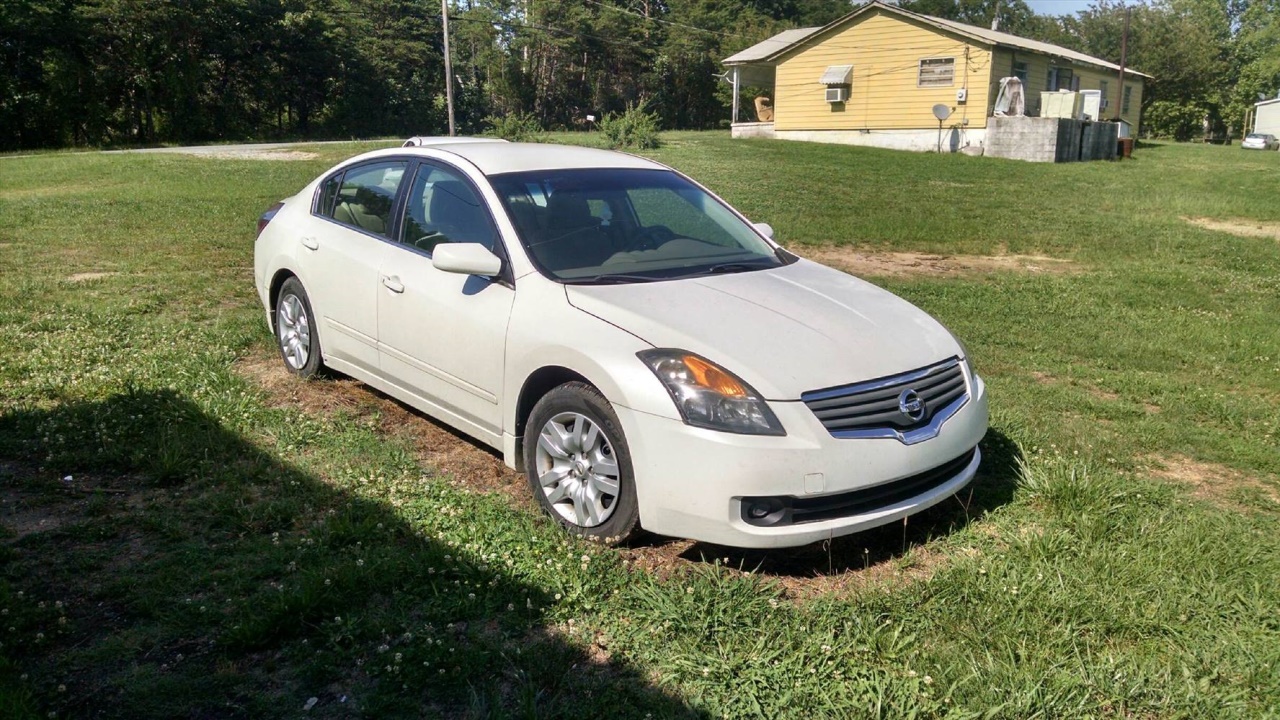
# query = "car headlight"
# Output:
<box><xmin>637</xmin><ymin>349</ymin><xmax>785</xmax><ymax>436</ymax></box>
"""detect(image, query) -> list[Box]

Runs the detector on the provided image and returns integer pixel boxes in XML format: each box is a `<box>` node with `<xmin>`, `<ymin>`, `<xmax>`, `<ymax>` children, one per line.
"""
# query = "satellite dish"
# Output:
<box><xmin>932</xmin><ymin>103</ymin><xmax>952</xmax><ymax>121</ymax></box>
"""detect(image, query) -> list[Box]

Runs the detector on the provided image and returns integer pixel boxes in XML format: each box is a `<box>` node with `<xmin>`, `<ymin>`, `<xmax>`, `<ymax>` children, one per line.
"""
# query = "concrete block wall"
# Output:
<box><xmin>986</xmin><ymin>116</ymin><xmax>1069</xmax><ymax>162</ymax></box>
<box><xmin>986</xmin><ymin>116</ymin><xmax>1119</xmax><ymax>163</ymax></box>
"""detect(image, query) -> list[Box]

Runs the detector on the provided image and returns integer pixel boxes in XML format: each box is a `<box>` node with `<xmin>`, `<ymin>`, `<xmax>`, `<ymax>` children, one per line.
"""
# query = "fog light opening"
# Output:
<box><xmin>741</xmin><ymin>497</ymin><xmax>788</xmax><ymax>527</ymax></box>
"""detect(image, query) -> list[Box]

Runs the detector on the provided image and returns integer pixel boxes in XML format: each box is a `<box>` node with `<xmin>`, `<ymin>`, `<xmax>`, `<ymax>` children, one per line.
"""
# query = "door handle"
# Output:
<box><xmin>381</xmin><ymin>276</ymin><xmax>405</xmax><ymax>294</ymax></box>
<box><xmin>300</xmin><ymin>236</ymin><xmax>319</xmax><ymax>251</ymax></box>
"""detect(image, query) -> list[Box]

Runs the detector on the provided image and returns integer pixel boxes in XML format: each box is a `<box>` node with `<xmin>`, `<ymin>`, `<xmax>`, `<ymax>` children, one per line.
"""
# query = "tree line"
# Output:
<box><xmin>2</xmin><ymin>0</ymin><xmax>1277</xmax><ymax>152</ymax></box>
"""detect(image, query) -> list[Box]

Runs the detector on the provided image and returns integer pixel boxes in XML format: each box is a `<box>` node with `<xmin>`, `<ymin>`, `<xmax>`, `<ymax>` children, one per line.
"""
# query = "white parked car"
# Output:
<box><xmin>253</xmin><ymin>140</ymin><xmax>988</xmax><ymax>548</ymax></box>
<box><xmin>1241</xmin><ymin>133</ymin><xmax>1279</xmax><ymax>150</ymax></box>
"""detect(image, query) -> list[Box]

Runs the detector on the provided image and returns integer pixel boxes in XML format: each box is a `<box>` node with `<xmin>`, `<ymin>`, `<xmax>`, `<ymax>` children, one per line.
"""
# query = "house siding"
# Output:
<box><xmin>773</xmin><ymin>9</ymin><xmax>994</xmax><ymax>132</ymax></box>
<box><xmin>990</xmin><ymin>48</ymin><xmax>1144</xmax><ymax>126</ymax></box>
<box><xmin>1253</xmin><ymin>100</ymin><xmax>1280</xmax><ymax>135</ymax></box>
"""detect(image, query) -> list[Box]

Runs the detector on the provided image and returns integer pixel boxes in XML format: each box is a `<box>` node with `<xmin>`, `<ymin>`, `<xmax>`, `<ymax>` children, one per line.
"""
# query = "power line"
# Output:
<box><xmin>580</xmin><ymin>0</ymin><xmax>747</xmax><ymax>40</ymax></box>
<box><xmin>329</xmin><ymin>6</ymin><xmax>653</xmax><ymax>52</ymax></box>
<box><xmin>441</xmin><ymin>11</ymin><xmax>654</xmax><ymax>51</ymax></box>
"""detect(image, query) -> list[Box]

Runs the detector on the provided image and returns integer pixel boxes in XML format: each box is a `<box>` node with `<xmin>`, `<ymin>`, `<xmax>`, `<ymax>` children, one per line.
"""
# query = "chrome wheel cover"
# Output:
<box><xmin>535</xmin><ymin>412</ymin><xmax>621</xmax><ymax>528</ymax></box>
<box><xmin>277</xmin><ymin>293</ymin><xmax>311</xmax><ymax>370</ymax></box>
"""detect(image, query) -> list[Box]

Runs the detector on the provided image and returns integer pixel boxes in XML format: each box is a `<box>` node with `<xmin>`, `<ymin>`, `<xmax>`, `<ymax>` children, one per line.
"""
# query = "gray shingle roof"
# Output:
<box><xmin>723</xmin><ymin>26</ymin><xmax>822</xmax><ymax>64</ymax></box>
<box><xmin>723</xmin><ymin>1</ymin><xmax>1151</xmax><ymax>79</ymax></box>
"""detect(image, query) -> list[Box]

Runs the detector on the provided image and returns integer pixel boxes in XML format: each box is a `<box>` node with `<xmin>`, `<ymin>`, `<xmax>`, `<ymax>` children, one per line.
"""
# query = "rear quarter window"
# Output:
<box><xmin>319</xmin><ymin>161</ymin><xmax>409</xmax><ymax>238</ymax></box>
<box><xmin>316</xmin><ymin>174</ymin><xmax>341</xmax><ymax>216</ymax></box>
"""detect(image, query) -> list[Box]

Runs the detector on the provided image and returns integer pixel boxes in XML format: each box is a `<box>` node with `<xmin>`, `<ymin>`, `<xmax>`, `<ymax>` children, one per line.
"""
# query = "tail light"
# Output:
<box><xmin>257</xmin><ymin>201</ymin><xmax>285</xmax><ymax>238</ymax></box>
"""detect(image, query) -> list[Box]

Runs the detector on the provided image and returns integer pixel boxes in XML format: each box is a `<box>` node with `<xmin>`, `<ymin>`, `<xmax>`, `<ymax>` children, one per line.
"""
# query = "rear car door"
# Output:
<box><xmin>300</xmin><ymin>159</ymin><xmax>407</xmax><ymax>374</ymax></box>
<box><xmin>376</xmin><ymin>161</ymin><xmax>515</xmax><ymax>444</ymax></box>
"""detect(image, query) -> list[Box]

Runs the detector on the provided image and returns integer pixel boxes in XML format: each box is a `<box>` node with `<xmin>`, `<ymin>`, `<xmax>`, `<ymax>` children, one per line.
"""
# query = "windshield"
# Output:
<box><xmin>489</xmin><ymin>168</ymin><xmax>785</xmax><ymax>283</ymax></box>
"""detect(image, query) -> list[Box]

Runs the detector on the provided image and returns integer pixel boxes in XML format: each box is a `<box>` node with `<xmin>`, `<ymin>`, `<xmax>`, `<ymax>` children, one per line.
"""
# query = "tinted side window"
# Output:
<box><xmin>329</xmin><ymin>161</ymin><xmax>408</xmax><ymax>238</ymax></box>
<box><xmin>400</xmin><ymin>165</ymin><xmax>497</xmax><ymax>254</ymax></box>
<box><xmin>317</xmin><ymin>174</ymin><xmax>341</xmax><ymax>216</ymax></box>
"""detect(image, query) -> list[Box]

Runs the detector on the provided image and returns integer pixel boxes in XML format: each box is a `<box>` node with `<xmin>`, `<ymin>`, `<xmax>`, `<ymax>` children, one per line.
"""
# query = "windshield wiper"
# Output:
<box><xmin>701</xmin><ymin>261</ymin><xmax>773</xmax><ymax>275</ymax></box>
<box><xmin>561</xmin><ymin>273</ymin><xmax>664</xmax><ymax>285</ymax></box>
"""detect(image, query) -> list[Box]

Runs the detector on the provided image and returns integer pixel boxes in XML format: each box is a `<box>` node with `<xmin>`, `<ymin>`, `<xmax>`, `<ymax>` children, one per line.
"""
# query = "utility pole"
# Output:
<box><xmin>1115</xmin><ymin>6</ymin><xmax>1129</xmax><ymax>122</ymax></box>
<box><xmin>442</xmin><ymin>0</ymin><xmax>456</xmax><ymax>136</ymax></box>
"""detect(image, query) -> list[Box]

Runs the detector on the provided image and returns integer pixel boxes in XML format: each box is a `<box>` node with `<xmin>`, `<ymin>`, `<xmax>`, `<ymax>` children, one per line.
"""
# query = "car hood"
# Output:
<box><xmin>565</xmin><ymin>258</ymin><xmax>962</xmax><ymax>400</ymax></box>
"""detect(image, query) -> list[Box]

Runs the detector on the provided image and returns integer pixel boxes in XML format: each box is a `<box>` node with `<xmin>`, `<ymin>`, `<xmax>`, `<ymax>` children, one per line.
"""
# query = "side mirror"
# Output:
<box><xmin>752</xmin><ymin>222</ymin><xmax>775</xmax><ymax>240</ymax></box>
<box><xmin>432</xmin><ymin>243</ymin><xmax>502</xmax><ymax>277</ymax></box>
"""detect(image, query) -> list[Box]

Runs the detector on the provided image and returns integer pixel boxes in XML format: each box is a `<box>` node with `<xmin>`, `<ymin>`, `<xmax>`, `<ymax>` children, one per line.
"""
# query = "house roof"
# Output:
<box><xmin>723</xmin><ymin>26</ymin><xmax>823</xmax><ymax>64</ymax></box>
<box><xmin>723</xmin><ymin>0</ymin><xmax>1152</xmax><ymax>79</ymax></box>
<box><xmin>1256</xmin><ymin>97</ymin><xmax>1280</xmax><ymax>107</ymax></box>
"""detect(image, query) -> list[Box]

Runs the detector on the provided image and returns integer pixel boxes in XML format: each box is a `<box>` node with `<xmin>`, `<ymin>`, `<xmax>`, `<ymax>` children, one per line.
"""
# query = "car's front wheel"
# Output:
<box><xmin>275</xmin><ymin>277</ymin><xmax>325</xmax><ymax>378</ymax></box>
<box><xmin>523</xmin><ymin>382</ymin><xmax>640</xmax><ymax>543</ymax></box>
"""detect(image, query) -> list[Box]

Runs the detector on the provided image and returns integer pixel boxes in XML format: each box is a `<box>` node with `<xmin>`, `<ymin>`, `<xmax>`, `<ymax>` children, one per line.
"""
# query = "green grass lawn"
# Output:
<box><xmin>1</xmin><ymin>135</ymin><xmax>1277</xmax><ymax>718</ymax></box>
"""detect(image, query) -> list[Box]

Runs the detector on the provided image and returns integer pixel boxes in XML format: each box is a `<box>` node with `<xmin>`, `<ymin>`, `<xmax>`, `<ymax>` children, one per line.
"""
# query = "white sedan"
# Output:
<box><xmin>253</xmin><ymin>140</ymin><xmax>988</xmax><ymax>548</ymax></box>
<box><xmin>1241</xmin><ymin>133</ymin><xmax>1279</xmax><ymax>150</ymax></box>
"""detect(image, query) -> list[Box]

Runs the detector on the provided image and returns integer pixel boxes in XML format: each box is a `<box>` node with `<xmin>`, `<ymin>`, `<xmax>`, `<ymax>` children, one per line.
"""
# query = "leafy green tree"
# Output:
<box><xmin>898</xmin><ymin>0</ymin><xmax>1040</xmax><ymax>36</ymax></box>
<box><xmin>0</xmin><ymin>0</ymin><xmax>1269</xmax><ymax>149</ymax></box>
<box><xmin>1231</xmin><ymin>0</ymin><xmax>1280</xmax><ymax>132</ymax></box>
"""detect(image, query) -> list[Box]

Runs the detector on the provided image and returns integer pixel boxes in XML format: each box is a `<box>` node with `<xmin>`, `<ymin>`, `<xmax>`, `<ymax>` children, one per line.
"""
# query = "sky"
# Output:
<box><xmin>1025</xmin><ymin>0</ymin><xmax>1096</xmax><ymax>16</ymax></box>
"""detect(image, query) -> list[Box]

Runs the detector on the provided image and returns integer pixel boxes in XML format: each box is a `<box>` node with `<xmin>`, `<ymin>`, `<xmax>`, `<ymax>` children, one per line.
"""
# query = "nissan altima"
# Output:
<box><xmin>253</xmin><ymin>140</ymin><xmax>988</xmax><ymax>548</ymax></box>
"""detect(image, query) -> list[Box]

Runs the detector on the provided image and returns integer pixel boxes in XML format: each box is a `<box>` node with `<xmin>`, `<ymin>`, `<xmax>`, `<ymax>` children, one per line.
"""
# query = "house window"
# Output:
<box><xmin>1099</xmin><ymin>80</ymin><xmax>1109</xmax><ymax>109</ymax></box>
<box><xmin>1013</xmin><ymin>61</ymin><xmax>1028</xmax><ymax>82</ymax></box>
<box><xmin>1047</xmin><ymin>67</ymin><xmax>1073</xmax><ymax>91</ymax></box>
<box><xmin>1122</xmin><ymin>85</ymin><xmax>1132</xmax><ymax>114</ymax></box>
<box><xmin>918</xmin><ymin>57</ymin><xmax>955</xmax><ymax>87</ymax></box>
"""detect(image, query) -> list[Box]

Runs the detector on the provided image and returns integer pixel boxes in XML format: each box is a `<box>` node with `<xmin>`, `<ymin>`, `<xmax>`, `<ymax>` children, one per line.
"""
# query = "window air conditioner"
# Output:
<box><xmin>825</xmin><ymin>86</ymin><xmax>849</xmax><ymax>103</ymax></box>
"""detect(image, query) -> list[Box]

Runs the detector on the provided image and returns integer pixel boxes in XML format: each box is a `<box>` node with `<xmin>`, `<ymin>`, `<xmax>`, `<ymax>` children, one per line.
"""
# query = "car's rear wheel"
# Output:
<box><xmin>275</xmin><ymin>277</ymin><xmax>324</xmax><ymax>378</ymax></box>
<box><xmin>523</xmin><ymin>382</ymin><xmax>639</xmax><ymax>543</ymax></box>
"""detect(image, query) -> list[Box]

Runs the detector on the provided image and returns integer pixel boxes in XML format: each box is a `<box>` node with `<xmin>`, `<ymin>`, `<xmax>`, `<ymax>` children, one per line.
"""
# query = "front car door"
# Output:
<box><xmin>376</xmin><ymin>161</ymin><xmax>515</xmax><ymax>447</ymax></box>
<box><xmin>300</xmin><ymin>159</ymin><xmax>408</xmax><ymax>375</ymax></box>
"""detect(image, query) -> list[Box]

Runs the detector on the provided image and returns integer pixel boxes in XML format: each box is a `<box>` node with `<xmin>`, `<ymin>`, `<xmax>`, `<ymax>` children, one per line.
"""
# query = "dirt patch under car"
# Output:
<box><xmin>235</xmin><ymin>353</ymin><xmax>523</xmax><ymax>500</ymax></box>
<box><xmin>235</xmin><ymin>351</ymin><xmax>989</xmax><ymax>596</ymax></box>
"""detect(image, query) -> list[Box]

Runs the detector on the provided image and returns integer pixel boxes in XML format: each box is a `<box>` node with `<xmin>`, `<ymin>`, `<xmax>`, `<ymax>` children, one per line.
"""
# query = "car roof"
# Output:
<box><xmin>352</xmin><ymin>140</ymin><xmax>668</xmax><ymax>176</ymax></box>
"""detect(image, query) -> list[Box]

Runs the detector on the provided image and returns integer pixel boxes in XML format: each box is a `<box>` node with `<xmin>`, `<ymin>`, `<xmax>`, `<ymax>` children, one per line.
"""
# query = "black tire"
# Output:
<box><xmin>274</xmin><ymin>277</ymin><xmax>325</xmax><ymax>378</ymax></box>
<box><xmin>523</xmin><ymin>382</ymin><xmax>640</xmax><ymax>544</ymax></box>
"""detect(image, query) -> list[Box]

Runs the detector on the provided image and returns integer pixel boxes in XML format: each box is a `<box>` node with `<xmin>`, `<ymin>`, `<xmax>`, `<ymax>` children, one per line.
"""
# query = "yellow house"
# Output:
<box><xmin>723</xmin><ymin>0</ymin><xmax>1150</xmax><ymax>152</ymax></box>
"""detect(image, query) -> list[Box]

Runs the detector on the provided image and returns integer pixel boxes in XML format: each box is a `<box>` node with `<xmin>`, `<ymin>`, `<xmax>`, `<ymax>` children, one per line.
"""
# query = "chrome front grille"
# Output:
<box><xmin>801</xmin><ymin>357</ymin><xmax>969</xmax><ymax>444</ymax></box>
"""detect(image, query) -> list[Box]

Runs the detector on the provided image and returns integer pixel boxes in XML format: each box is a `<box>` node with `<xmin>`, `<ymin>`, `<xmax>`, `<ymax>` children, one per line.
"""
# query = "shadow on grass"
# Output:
<box><xmin>669</xmin><ymin>428</ymin><xmax>1023</xmax><ymax>579</ymax></box>
<box><xmin>0</xmin><ymin>390</ymin><xmax>706</xmax><ymax>719</ymax></box>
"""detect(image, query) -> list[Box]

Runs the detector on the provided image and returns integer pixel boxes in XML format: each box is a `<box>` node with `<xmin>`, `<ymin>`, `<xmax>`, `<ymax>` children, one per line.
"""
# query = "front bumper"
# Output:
<box><xmin>614</xmin><ymin>372</ymin><xmax>988</xmax><ymax>548</ymax></box>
